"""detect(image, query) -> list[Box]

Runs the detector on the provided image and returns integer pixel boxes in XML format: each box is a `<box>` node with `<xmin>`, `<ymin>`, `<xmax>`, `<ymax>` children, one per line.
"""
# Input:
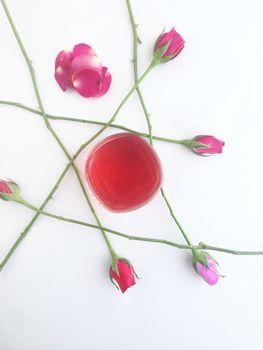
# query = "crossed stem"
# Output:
<box><xmin>0</xmin><ymin>0</ymin><xmax>156</xmax><ymax>271</ymax></box>
<box><xmin>16</xmin><ymin>198</ymin><xmax>263</xmax><ymax>256</ymax></box>
<box><xmin>126</xmin><ymin>0</ymin><xmax>193</xmax><ymax>248</ymax></box>
<box><xmin>0</xmin><ymin>100</ymin><xmax>191</xmax><ymax>146</ymax></box>
<box><xmin>1</xmin><ymin>0</ymin><xmax>263</xmax><ymax>275</ymax></box>
<box><xmin>0</xmin><ymin>0</ymin><xmax>117</xmax><ymax>264</ymax></box>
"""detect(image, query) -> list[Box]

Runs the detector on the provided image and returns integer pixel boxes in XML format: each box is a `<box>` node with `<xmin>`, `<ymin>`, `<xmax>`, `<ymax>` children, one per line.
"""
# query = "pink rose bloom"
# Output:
<box><xmin>0</xmin><ymin>179</ymin><xmax>20</xmax><ymax>201</ymax></box>
<box><xmin>154</xmin><ymin>28</ymin><xmax>184</xmax><ymax>63</ymax></box>
<box><xmin>192</xmin><ymin>135</ymin><xmax>225</xmax><ymax>156</ymax></box>
<box><xmin>110</xmin><ymin>259</ymin><xmax>136</xmax><ymax>293</ymax></box>
<box><xmin>193</xmin><ymin>251</ymin><xmax>221</xmax><ymax>286</ymax></box>
<box><xmin>54</xmin><ymin>43</ymin><xmax>112</xmax><ymax>98</ymax></box>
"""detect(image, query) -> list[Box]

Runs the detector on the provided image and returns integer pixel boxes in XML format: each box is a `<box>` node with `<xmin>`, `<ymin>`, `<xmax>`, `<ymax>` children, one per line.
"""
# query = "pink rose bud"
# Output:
<box><xmin>0</xmin><ymin>179</ymin><xmax>20</xmax><ymax>201</ymax></box>
<box><xmin>192</xmin><ymin>135</ymin><xmax>225</xmax><ymax>156</ymax></box>
<box><xmin>154</xmin><ymin>28</ymin><xmax>184</xmax><ymax>63</ymax></box>
<box><xmin>110</xmin><ymin>258</ymin><xmax>136</xmax><ymax>293</ymax></box>
<box><xmin>192</xmin><ymin>250</ymin><xmax>221</xmax><ymax>286</ymax></box>
<box><xmin>55</xmin><ymin>43</ymin><xmax>112</xmax><ymax>98</ymax></box>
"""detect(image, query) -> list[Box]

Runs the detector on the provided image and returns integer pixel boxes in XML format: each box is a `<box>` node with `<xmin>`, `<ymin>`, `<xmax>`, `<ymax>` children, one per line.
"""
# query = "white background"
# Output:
<box><xmin>1</xmin><ymin>0</ymin><xmax>263</xmax><ymax>349</ymax></box>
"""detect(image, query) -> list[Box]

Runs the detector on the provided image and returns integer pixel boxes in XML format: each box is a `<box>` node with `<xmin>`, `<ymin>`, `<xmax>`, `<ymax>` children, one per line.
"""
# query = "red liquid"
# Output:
<box><xmin>85</xmin><ymin>133</ymin><xmax>163</xmax><ymax>212</ymax></box>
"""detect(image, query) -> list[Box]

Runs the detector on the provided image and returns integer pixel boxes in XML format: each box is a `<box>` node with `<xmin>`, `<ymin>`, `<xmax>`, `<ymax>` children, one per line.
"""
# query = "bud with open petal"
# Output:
<box><xmin>192</xmin><ymin>135</ymin><xmax>225</xmax><ymax>156</ymax></box>
<box><xmin>153</xmin><ymin>28</ymin><xmax>184</xmax><ymax>63</ymax></box>
<box><xmin>110</xmin><ymin>258</ymin><xmax>136</xmax><ymax>293</ymax></box>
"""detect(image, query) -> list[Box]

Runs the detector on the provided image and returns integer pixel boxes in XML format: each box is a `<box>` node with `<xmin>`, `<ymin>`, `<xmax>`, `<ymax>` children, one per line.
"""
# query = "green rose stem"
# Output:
<box><xmin>126</xmin><ymin>0</ymin><xmax>193</xmax><ymax>248</ymax></box>
<box><xmin>0</xmin><ymin>100</ymin><xmax>191</xmax><ymax>146</ymax></box>
<box><xmin>0</xmin><ymin>0</ymin><xmax>117</xmax><ymax>263</ymax></box>
<box><xmin>15</xmin><ymin>198</ymin><xmax>263</xmax><ymax>256</ymax></box>
<box><xmin>1</xmin><ymin>3</ymin><xmax>262</xmax><ymax>264</ymax></box>
<box><xmin>0</xmin><ymin>0</ymin><xmax>158</xmax><ymax>271</ymax></box>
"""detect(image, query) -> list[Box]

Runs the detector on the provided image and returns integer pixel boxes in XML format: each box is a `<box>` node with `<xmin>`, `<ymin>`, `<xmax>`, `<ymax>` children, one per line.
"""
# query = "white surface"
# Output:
<box><xmin>1</xmin><ymin>0</ymin><xmax>263</xmax><ymax>349</ymax></box>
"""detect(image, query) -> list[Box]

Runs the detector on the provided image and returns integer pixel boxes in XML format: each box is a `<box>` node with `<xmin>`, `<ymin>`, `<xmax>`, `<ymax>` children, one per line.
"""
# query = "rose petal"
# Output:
<box><xmin>72</xmin><ymin>43</ymin><xmax>96</xmax><ymax>58</ymax></box>
<box><xmin>71</xmin><ymin>54</ymin><xmax>102</xmax><ymax>79</ymax></box>
<box><xmin>55</xmin><ymin>43</ymin><xmax>111</xmax><ymax>98</ymax></box>
<box><xmin>93</xmin><ymin>66</ymin><xmax>112</xmax><ymax>97</ymax></box>
<box><xmin>72</xmin><ymin>68</ymin><xmax>102</xmax><ymax>97</ymax></box>
<box><xmin>156</xmin><ymin>29</ymin><xmax>174</xmax><ymax>49</ymax></box>
<box><xmin>54</xmin><ymin>50</ymin><xmax>73</xmax><ymax>91</ymax></box>
<box><xmin>0</xmin><ymin>180</ymin><xmax>12</xmax><ymax>194</ymax></box>
<box><xmin>196</xmin><ymin>261</ymin><xmax>219</xmax><ymax>286</ymax></box>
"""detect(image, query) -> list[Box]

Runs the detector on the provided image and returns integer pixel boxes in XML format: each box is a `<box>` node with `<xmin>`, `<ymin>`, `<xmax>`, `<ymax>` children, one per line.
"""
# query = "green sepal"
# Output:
<box><xmin>181</xmin><ymin>139</ymin><xmax>208</xmax><ymax>149</ymax></box>
<box><xmin>9</xmin><ymin>181</ymin><xmax>20</xmax><ymax>196</ymax></box>
<box><xmin>153</xmin><ymin>41</ymin><xmax>171</xmax><ymax>63</ymax></box>
<box><xmin>159</xmin><ymin>52</ymin><xmax>177</xmax><ymax>63</ymax></box>
<box><xmin>134</xmin><ymin>269</ymin><xmax>140</xmax><ymax>280</ymax></box>
<box><xmin>109</xmin><ymin>271</ymin><xmax>119</xmax><ymax>291</ymax></box>
<box><xmin>191</xmin><ymin>141</ymin><xmax>208</xmax><ymax>149</ymax></box>
<box><xmin>192</xmin><ymin>260</ymin><xmax>198</xmax><ymax>273</ymax></box>
<box><xmin>0</xmin><ymin>192</ymin><xmax>12</xmax><ymax>201</ymax></box>
<box><xmin>192</xmin><ymin>249</ymin><xmax>210</xmax><ymax>268</ymax></box>
<box><xmin>111</xmin><ymin>256</ymin><xmax>120</xmax><ymax>276</ymax></box>
<box><xmin>193</xmin><ymin>135</ymin><xmax>210</xmax><ymax>148</ymax></box>
<box><xmin>109</xmin><ymin>256</ymin><xmax>120</xmax><ymax>291</ymax></box>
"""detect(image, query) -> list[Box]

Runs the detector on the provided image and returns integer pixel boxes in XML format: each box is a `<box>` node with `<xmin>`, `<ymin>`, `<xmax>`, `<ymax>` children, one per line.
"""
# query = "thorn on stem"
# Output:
<box><xmin>198</xmin><ymin>242</ymin><xmax>205</xmax><ymax>248</ymax></box>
